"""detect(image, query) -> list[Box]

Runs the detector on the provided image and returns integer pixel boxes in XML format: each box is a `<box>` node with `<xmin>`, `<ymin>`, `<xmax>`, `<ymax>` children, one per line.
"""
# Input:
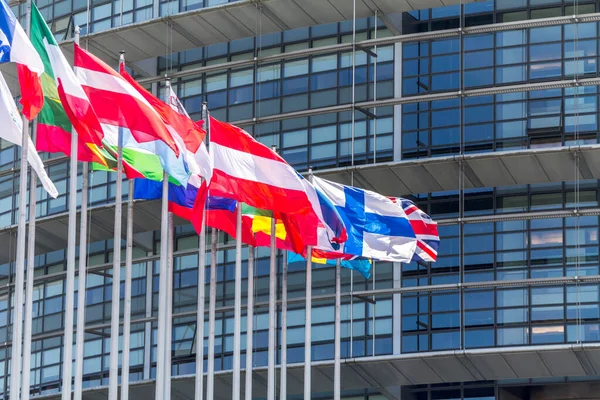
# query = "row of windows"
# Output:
<box><xmin>402</xmin><ymin>24</ymin><xmax>600</xmax><ymax>96</ymax></box>
<box><xmin>401</xmin><ymin>88</ymin><xmax>600</xmax><ymax>158</ymax></box>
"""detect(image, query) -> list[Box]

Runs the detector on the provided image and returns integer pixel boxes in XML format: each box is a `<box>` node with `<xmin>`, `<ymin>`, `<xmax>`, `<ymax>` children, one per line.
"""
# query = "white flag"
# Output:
<box><xmin>0</xmin><ymin>72</ymin><xmax>58</xmax><ymax>198</ymax></box>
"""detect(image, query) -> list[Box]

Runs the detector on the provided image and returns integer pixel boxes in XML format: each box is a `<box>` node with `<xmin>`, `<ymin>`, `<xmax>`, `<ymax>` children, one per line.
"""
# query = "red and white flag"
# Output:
<box><xmin>73</xmin><ymin>44</ymin><xmax>179</xmax><ymax>156</ymax></box>
<box><xmin>208</xmin><ymin>117</ymin><xmax>315</xmax><ymax>217</ymax></box>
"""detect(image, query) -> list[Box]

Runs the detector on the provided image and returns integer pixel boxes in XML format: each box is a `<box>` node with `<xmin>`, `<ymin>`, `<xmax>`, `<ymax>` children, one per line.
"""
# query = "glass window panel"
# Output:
<box><xmin>498</xmin><ymin>327</ymin><xmax>528</xmax><ymax>345</ymax></box>
<box><xmin>530</xmin><ymin>26</ymin><xmax>561</xmax><ymax>43</ymax></box>
<box><xmin>532</xmin><ymin>287</ymin><xmax>564</xmax><ymax>305</ymax></box>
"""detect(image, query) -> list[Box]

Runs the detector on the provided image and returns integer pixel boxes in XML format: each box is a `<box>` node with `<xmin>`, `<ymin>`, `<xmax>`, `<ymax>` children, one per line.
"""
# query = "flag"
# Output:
<box><xmin>392</xmin><ymin>198</ymin><xmax>439</xmax><ymax>262</ymax></box>
<box><xmin>0</xmin><ymin>72</ymin><xmax>57</xmax><ymax>198</ymax></box>
<box><xmin>313</xmin><ymin>176</ymin><xmax>417</xmax><ymax>263</ymax></box>
<box><xmin>74</xmin><ymin>45</ymin><xmax>189</xmax><ymax>184</ymax></box>
<box><xmin>120</xmin><ymin>69</ymin><xmax>211</xmax><ymax>183</ymax></box>
<box><xmin>208</xmin><ymin>117</ymin><xmax>315</xmax><ymax>217</ymax></box>
<box><xmin>0</xmin><ymin>0</ymin><xmax>44</xmax><ymax>119</ymax></box>
<box><xmin>29</xmin><ymin>3</ymin><xmax>106</xmax><ymax>165</ymax></box>
<box><xmin>287</xmin><ymin>250</ymin><xmax>372</xmax><ymax>279</ymax></box>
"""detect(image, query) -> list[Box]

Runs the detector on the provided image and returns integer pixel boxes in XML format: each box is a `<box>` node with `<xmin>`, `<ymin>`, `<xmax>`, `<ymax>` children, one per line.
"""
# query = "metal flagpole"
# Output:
<box><xmin>74</xmin><ymin>161</ymin><xmax>89</xmax><ymax>399</ymax></box>
<box><xmin>267</xmin><ymin>146</ymin><xmax>277</xmax><ymax>400</ymax></box>
<box><xmin>121</xmin><ymin>179</ymin><xmax>134</xmax><ymax>400</ymax></box>
<box><xmin>108</xmin><ymin>51</ymin><xmax>126</xmax><ymax>400</ymax></box>
<box><xmin>195</xmin><ymin>195</ymin><xmax>206</xmax><ymax>400</ymax></box>
<box><xmin>206</xmin><ymin>225</ymin><xmax>217</xmax><ymax>400</ymax></box>
<box><xmin>244</xmin><ymin>246</ymin><xmax>254</xmax><ymax>400</ymax></box>
<box><xmin>165</xmin><ymin>212</ymin><xmax>174</xmax><ymax>398</ymax></box>
<box><xmin>73</xmin><ymin>26</ymin><xmax>90</xmax><ymax>400</ymax></box>
<box><xmin>304</xmin><ymin>168</ymin><xmax>314</xmax><ymax>400</ymax></box>
<box><xmin>21</xmin><ymin>122</ymin><xmax>38</xmax><ymax>400</ymax></box>
<box><xmin>155</xmin><ymin>170</ymin><xmax>169</xmax><ymax>399</ymax></box>
<box><xmin>10</xmin><ymin>0</ymin><xmax>32</xmax><ymax>397</ymax></box>
<box><xmin>334</xmin><ymin>259</ymin><xmax>341</xmax><ymax>400</ymax></box>
<box><xmin>232</xmin><ymin>203</ymin><xmax>242</xmax><ymax>400</ymax></box>
<box><xmin>280</xmin><ymin>250</ymin><xmax>288</xmax><ymax>400</ymax></box>
<box><xmin>267</xmin><ymin>221</ymin><xmax>276</xmax><ymax>400</ymax></box>
<box><xmin>62</xmin><ymin>30</ymin><xmax>84</xmax><ymax>397</ymax></box>
<box><xmin>163</xmin><ymin>79</ymin><xmax>174</xmax><ymax>400</ymax></box>
<box><xmin>204</xmin><ymin>101</ymin><xmax>217</xmax><ymax>400</ymax></box>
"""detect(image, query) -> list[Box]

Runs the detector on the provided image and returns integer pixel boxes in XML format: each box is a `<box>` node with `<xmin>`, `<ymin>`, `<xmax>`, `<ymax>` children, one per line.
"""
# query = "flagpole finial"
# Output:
<box><xmin>119</xmin><ymin>51</ymin><xmax>125</xmax><ymax>64</ymax></box>
<box><xmin>271</xmin><ymin>144</ymin><xmax>277</xmax><ymax>154</ymax></box>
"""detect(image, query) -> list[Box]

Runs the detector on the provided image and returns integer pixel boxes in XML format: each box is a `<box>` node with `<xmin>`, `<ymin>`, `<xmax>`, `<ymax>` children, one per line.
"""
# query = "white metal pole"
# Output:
<box><xmin>155</xmin><ymin>170</ymin><xmax>169</xmax><ymax>399</ymax></box>
<box><xmin>165</xmin><ymin>212</ymin><xmax>174</xmax><ymax>398</ymax></box>
<box><xmin>196</xmin><ymin>102</ymin><xmax>209</xmax><ymax>400</ymax></box>
<box><xmin>304</xmin><ymin>168</ymin><xmax>314</xmax><ymax>400</ymax></box>
<box><xmin>73</xmin><ymin>26</ymin><xmax>89</xmax><ymax>400</ymax></box>
<box><xmin>121</xmin><ymin>179</ymin><xmax>134</xmax><ymax>400</ymax></box>
<box><xmin>108</xmin><ymin>53</ymin><xmax>125</xmax><ymax>400</ymax></box>
<box><xmin>21</xmin><ymin>122</ymin><xmax>38</xmax><ymax>400</ymax></box>
<box><xmin>280</xmin><ymin>250</ymin><xmax>288</xmax><ymax>400</ymax></box>
<box><xmin>206</xmin><ymin>226</ymin><xmax>217</xmax><ymax>400</ymax></box>
<box><xmin>334</xmin><ymin>259</ymin><xmax>341</xmax><ymax>400</ymax></box>
<box><xmin>232</xmin><ymin>204</ymin><xmax>242</xmax><ymax>400</ymax></box>
<box><xmin>195</xmin><ymin>203</ymin><xmax>206</xmax><ymax>400</ymax></box>
<box><xmin>62</xmin><ymin>39</ymin><xmax>82</xmax><ymax>397</ymax></box>
<box><xmin>267</xmin><ymin>216</ymin><xmax>277</xmax><ymax>400</ymax></box>
<box><xmin>10</xmin><ymin>1</ymin><xmax>32</xmax><ymax>397</ymax></box>
<box><xmin>244</xmin><ymin>246</ymin><xmax>254</xmax><ymax>400</ymax></box>
<box><xmin>163</xmin><ymin>78</ymin><xmax>174</xmax><ymax>400</ymax></box>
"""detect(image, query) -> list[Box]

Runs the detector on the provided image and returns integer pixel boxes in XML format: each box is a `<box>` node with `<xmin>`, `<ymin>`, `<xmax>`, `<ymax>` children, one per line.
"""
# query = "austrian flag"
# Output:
<box><xmin>208</xmin><ymin>117</ymin><xmax>316</xmax><ymax>217</ymax></box>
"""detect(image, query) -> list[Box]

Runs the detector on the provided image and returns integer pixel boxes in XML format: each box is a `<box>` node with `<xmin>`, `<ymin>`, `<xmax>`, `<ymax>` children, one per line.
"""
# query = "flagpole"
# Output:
<box><xmin>195</xmin><ymin>192</ymin><xmax>206</xmax><ymax>400</ymax></box>
<box><xmin>10</xmin><ymin>0</ymin><xmax>32</xmax><ymax>396</ymax></box>
<box><xmin>280</xmin><ymin>250</ymin><xmax>288</xmax><ymax>400</ymax></box>
<box><xmin>21</xmin><ymin>122</ymin><xmax>38</xmax><ymax>400</ymax></box>
<box><xmin>73</xmin><ymin>161</ymin><xmax>88</xmax><ymax>398</ymax></box>
<box><xmin>206</xmin><ymin>225</ymin><xmax>217</xmax><ymax>400</ymax></box>
<box><xmin>163</xmin><ymin>78</ymin><xmax>174</xmax><ymax>400</ymax></box>
<box><xmin>165</xmin><ymin>211</ymin><xmax>174</xmax><ymax>398</ymax></box>
<box><xmin>334</xmin><ymin>258</ymin><xmax>341</xmax><ymax>400</ymax></box>
<box><xmin>121</xmin><ymin>178</ymin><xmax>134</xmax><ymax>400</ymax></box>
<box><xmin>304</xmin><ymin>168</ymin><xmax>314</xmax><ymax>400</ymax></box>
<box><xmin>205</xmin><ymin>104</ymin><xmax>216</xmax><ymax>400</ymax></box>
<box><xmin>108</xmin><ymin>51</ymin><xmax>126</xmax><ymax>400</ymax></box>
<box><xmin>267</xmin><ymin>146</ymin><xmax>278</xmax><ymax>400</ymax></box>
<box><xmin>196</xmin><ymin>103</ymin><xmax>209</xmax><ymax>400</ymax></box>
<box><xmin>244</xmin><ymin>245</ymin><xmax>254</xmax><ymax>400</ymax></box>
<box><xmin>73</xmin><ymin>25</ymin><xmax>89</xmax><ymax>400</ymax></box>
<box><xmin>232</xmin><ymin>202</ymin><xmax>242</xmax><ymax>400</ymax></box>
<box><xmin>155</xmin><ymin>170</ymin><xmax>169</xmax><ymax>399</ymax></box>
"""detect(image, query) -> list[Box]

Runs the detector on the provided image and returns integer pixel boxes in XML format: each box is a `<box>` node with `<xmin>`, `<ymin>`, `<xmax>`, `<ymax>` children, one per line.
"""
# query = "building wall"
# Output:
<box><xmin>1</xmin><ymin>0</ymin><xmax>600</xmax><ymax>398</ymax></box>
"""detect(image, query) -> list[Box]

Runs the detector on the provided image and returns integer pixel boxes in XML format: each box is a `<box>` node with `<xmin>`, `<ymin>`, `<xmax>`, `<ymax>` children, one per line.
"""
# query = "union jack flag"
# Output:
<box><xmin>390</xmin><ymin>198</ymin><xmax>439</xmax><ymax>263</ymax></box>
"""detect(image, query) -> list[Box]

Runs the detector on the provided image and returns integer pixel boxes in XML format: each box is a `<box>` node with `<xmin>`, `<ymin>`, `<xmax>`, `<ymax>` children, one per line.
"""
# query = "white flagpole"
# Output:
<box><xmin>73</xmin><ymin>162</ymin><xmax>89</xmax><ymax>400</ymax></box>
<box><xmin>280</xmin><ymin>250</ymin><xmax>288</xmax><ymax>400</ymax></box>
<box><xmin>232</xmin><ymin>203</ymin><xmax>242</xmax><ymax>400</ymax></box>
<box><xmin>304</xmin><ymin>168</ymin><xmax>314</xmax><ymax>400</ymax></box>
<box><xmin>205</xmin><ymin>102</ymin><xmax>217</xmax><ymax>400</ymax></box>
<box><xmin>21</xmin><ymin>121</ymin><xmax>38</xmax><ymax>400</ymax></box>
<box><xmin>121</xmin><ymin>178</ymin><xmax>134</xmax><ymax>400</ymax></box>
<box><xmin>244</xmin><ymin>246</ymin><xmax>254</xmax><ymax>400</ymax></box>
<box><xmin>61</xmin><ymin>27</ymin><xmax>83</xmax><ymax>398</ymax></box>
<box><xmin>163</xmin><ymin>78</ymin><xmax>174</xmax><ymax>400</ymax></box>
<box><xmin>10</xmin><ymin>0</ymin><xmax>32</xmax><ymax>397</ymax></box>
<box><xmin>155</xmin><ymin>170</ymin><xmax>169</xmax><ymax>399</ymax></box>
<box><xmin>206</xmin><ymin>225</ymin><xmax>217</xmax><ymax>400</ymax></box>
<box><xmin>195</xmin><ymin>204</ymin><xmax>206</xmax><ymax>400</ymax></box>
<box><xmin>73</xmin><ymin>26</ymin><xmax>89</xmax><ymax>400</ymax></box>
<box><xmin>195</xmin><ymin>102</ymin><xmax>209</xmax><ymax>400</ymax></box>
<box><xmin>267</xmin><ymin>145</ymin><xmax>278</xmax><ymax>400</ymax></box>
<box><xmin>334</xmin><ymin>258</ymin><xmax>341</xmax><ymax>400</ymax></box>
<box><xmin>165</xmin><ymin>211</ymin><xmax>174</xmax><ymax>398</ymax></box>
<box><xmin>108</xmin><ymin>51</ymin><xmax>126</xmax><ymax>400</ymax></box>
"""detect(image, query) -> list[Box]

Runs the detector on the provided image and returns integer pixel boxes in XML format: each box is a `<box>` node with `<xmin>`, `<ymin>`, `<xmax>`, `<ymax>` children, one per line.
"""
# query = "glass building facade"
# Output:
<box><xmin>3</xmin><ymin>0</ymin><xmax>600</xmax><ymax>399</ymax></box>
